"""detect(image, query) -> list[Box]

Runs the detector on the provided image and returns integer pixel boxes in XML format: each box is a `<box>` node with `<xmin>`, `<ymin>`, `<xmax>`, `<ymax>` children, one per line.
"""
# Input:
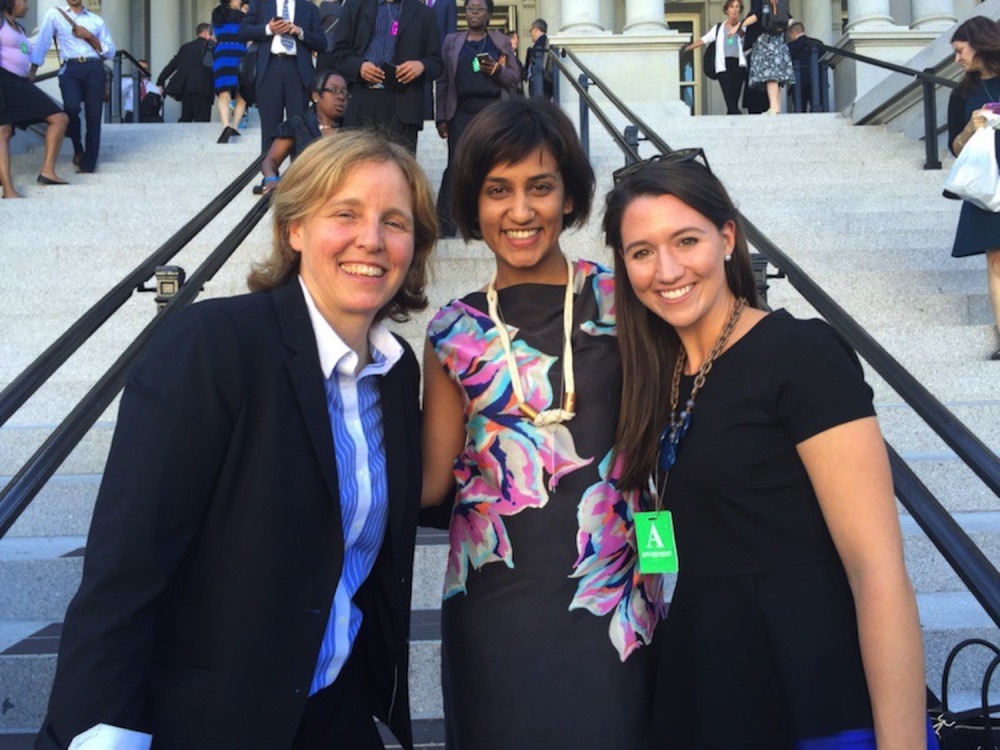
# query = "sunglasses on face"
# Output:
<box><xmin>612</xmin><ymin>148</ymin><xmax>712</xmax><ymax>184</ymax></box>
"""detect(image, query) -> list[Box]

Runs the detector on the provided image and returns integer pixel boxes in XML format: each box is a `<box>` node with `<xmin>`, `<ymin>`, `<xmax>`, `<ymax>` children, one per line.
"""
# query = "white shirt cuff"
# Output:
<box><xmin>69</xmin><ymin>724</ymin><xmax>152</xmax><ymax>750</ymax></box>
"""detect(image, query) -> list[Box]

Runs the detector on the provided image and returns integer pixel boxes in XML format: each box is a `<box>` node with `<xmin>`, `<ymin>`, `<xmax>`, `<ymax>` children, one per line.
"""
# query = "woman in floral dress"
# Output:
<box><xmin>421</xmin><ymin>97</ymin><xmax>664</xmax><ymax>750</ymax></box>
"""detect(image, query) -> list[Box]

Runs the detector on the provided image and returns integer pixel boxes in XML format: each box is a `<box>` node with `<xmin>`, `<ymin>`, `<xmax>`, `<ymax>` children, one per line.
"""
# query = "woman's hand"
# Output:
<box><xmin>970</xmin><ymin>108</ymin><xmax>989</xmax><ymax>130</ymax></box>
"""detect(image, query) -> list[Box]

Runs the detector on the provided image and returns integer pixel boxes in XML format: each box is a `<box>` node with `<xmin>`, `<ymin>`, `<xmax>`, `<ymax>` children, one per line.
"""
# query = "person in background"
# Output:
<box><xmin>742</xmin><ymin>0</ymin><xmax>794</xmax><ymax>114</ymax></box>
<box><xmin>421</xmin><ymin>97</ymin><xmax>663</xmax><ymax>749</ymax></box>
<box><xmin>0</xmin><ymin>0</ymin><xmax>69</xmax><ymax>197</ymax></box>
<box><xmin>121</xmin><ymin>59</ymin><xmax>162</xmax><ymax>123</ymax></box>
<box><xmin>260</xmin><ymin>69</ymin><xmax>348</xmax><ymax>193</ymax></box>
<box><xmin>315</xmin><ymin>0</ymin><xmax>343</xmax><ymax>73</ymax></box>
<box><xmin>507</xmin><ymin>29</ymin><xmax>524</xmax><ymax>91</ymax></box>
<box><xmin>422</xmin><ymin>0</ymin><xmax>457</xmax><ymax>121</ymax></box>
<box><xmin>523</xmin><ymin>17</ymin><xmax>552</xmax><ymax>98</ymax></box>
<box><xmin>28</xmin><ymin>0</ymin><xmax>114</xmax><ymax>174</ymax></box>
<box><xmin>34</xmin><ymin>130</ymin><xmax>436</xmax><ymax>750</ymax></box>
<box><xmin>605</xmin><ymin>152</ymin><xmax>937</xmax><ymax>749</ymax></box>
<box><xmin>331</xmin><ymin>0</ymin><xmax>442</xmax><ymax>154</ymax></box>
<box><xmin>947</xmin><ymin>16</ymin><xmax>1000</xmax><ymax>361</ymax></box>
<box><xmin>240</xmin><ymin>0</ymin><xmax>326</xmax><ymax>153</ymax></box>
<box><xmin>212</xmin><ymin>0</ymin><xmax>248</xmax><ymax>142</ymax></box>
<box><xmin>434</xmin><ymin>0</ymin><xmax>520</xmax><ymax>237</ymax></box>
<box><xmin>683</xmin><ymin>0</ymin><xmax>747</xmax><ymax>115</ymax></box>
<box><xmin>786</xmin><ymin>21</ymin><xmax>819</xmax><ymax>112</ymax></box>
<box><xmin>157</xmin><ymin>24</ymin><xmax>216</xmax><ymax>123</ymax></box>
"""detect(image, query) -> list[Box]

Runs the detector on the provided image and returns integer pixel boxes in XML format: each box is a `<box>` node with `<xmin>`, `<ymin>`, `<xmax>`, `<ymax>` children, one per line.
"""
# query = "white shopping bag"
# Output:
<box><xmin>943</xmin><ymin>114</ymin><xmax>1000</xmax><ymax>213</ymax></box>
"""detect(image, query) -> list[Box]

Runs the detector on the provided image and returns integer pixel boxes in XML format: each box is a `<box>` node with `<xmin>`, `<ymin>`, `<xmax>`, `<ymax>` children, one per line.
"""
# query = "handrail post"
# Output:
<box><xmin>819</xmin><ymin>59</ymin><xmax>831</xmax><ymax>113</ymax></box>
<box><xmin>922</xmin><ymin>68</ymin><xmax>942</xmax><ymax>170</ymax></box>
<box><xmin>623</xmin><ymin>125</ymin><xmax>639</xmax><ymax>169</ymax></box>
<box><xmin>809</xmin><ymin>45</ymin><xmax>822</xmax><ymax>113</ymax></box>
<box><xmin>111</xmin><ymin>53</ymin><xmax>122</xmax><ymax>124</ymax></box>
<box><xmin>130</xmin><ymin>69</ymin><xmax>141</xmax><ymax>123</ymax></box>
<box><xmin>552</xmin><ymin>49</ymin><xmax>561</xmax><ymax>104</ymax></box>
<box><xmin>528</xmin><ymin>45</ymin><xmax>544</xmax><ymax>97</ymax></box>
<box><xmin>578</xmin><ymin>73</ymin><xmax>590</xmax><ymax>159</ymax></box>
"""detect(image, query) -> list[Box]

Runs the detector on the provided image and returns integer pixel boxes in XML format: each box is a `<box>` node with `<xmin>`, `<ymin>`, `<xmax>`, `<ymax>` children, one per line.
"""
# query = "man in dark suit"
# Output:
<box><xmin>34</xmin><ymin>132</ymin><xmax>430</xmax><ymax>750</ymax></box>
<box><xmin>240</xmin><ymin>0</ymin><xmax>326</xmax><ymax>152</ymax></box>
<box><xmin>524</xmin><ymin>17</ymin><xmax>552</xmax><ymax>99</ymax></box>
<box><xmin>332</xmin><ymin>0</ymin><xmax>443</xmax><ymax>154</ymax></box>
<box><xmin>786</xmin><ymin>21</ymin><xmax>820</xmax><ymax>112</ymax></box>
<box><xmin>156</xmin><ymin>24</ymin><xmax>216</xmax><ymax>122</ymax></box>
<box><xmin>316</xmin><ymin>0</ymin><xmax>344</xmax><ymax>72</ymax></box>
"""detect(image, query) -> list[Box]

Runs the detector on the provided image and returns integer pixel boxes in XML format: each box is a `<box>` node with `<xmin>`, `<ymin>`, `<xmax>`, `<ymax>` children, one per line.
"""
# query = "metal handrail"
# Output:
<box><xmin>806</xmin><ymin>38</ymin><xmax>958</xmax><ymax>169</ymax></box>
<box><xmin>0</xmin><ymin>154</ymin><xmax>264</xmax><ymax>430</ymax></box>
<box><xmin>548</xmin><ymin>45</ymin><xmax>1000</xmax><ymax>628</ymax></box>
<box><xmin>0</xmin><ymin>194</ymin><xmax>273</xmax><ymax>537</ymax></box>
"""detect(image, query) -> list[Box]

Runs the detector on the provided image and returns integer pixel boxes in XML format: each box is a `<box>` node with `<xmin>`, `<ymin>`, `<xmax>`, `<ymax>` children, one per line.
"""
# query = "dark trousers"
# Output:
<box><xmin>345</xmin><ymin>86</ymin><xmax>418</xmax><ymax>155</ymax></box>
<box><xmin>257</xmin><ymin>57</ymin><xmax>307</xmax><ymax>153</ymax></box>
<box><xmin>179</xmin><ymin>93</ymin><xmax>213</xmax><ymax>122</ymax></box>
<box><xmin>436</xmin><ymin>105</ymin><xmax>483</xmax><ymax>236</ymax></box>
<box><xmin>289</xmin><ymin>650</ymin><xmax>384</xmax><ymax>750</ymax></box>
<box><xmin>59</xmin><ymin>59</ymin><xmax>104</xmax><ymax>172</ymax></box>
<box><xmin>718</xmin><ymin>58</ymin><xmax>746</xmax><ymax>115</ymax></box>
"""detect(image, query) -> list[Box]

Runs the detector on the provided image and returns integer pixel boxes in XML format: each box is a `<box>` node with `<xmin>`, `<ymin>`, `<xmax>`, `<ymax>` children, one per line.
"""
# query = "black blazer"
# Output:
<box><xmin>331</xmin><ymin>0</ymin><xmax>443</xmax><ymax>127</ymax></box>
<box><xmin>35</xmin><ymin>279</ymin><xmax>420</xmax><ymax>750</ymax></box>
<box><xmin>156</xmin><ymin>36</ymin><xmax>214</xmax><ymax>96</ymax></box>
<box><xmin>240</xmin><ymin>0</ymin><xmax>326</xmax><ymax>89</ymax></box>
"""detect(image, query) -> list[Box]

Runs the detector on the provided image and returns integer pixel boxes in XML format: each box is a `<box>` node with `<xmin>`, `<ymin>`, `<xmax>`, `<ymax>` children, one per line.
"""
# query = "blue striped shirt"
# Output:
<box><xmin>298</xmin><ymin>277</ymin><xmax>403</xmax><ymax>695</ymax></box>
<box><xmin>363</xmin><ymin>0</ymin><xmax>402</xmax><ymax>67</ymax></box>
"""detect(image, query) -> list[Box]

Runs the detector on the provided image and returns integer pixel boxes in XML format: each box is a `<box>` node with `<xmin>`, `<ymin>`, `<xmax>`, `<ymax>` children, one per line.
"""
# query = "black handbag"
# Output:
<box><xmin>238</xmin><ymin>45</ymin><xmax>258</xmax><ymax>107</ymax></box>
<box><xmin>929</xmin><ymin>638</ymin><xmax>1000</xmax><ymax>750</ymax></box>
<box><xmin>703</xmin><ymin>24</ymin><xmax>721</xmax><ymax>81</ymax></box>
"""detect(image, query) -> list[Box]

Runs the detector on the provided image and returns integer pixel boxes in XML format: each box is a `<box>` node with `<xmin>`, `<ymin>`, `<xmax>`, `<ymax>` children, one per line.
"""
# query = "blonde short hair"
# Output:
<box><xmin>247</xmin><ymin>130</ymin><xmax>437</xmax><ymax>322</ymax></box>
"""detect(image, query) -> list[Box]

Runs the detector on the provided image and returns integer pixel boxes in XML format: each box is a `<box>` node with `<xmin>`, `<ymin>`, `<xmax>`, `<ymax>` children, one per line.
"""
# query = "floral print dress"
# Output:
<box><xmin>428</xmin><ymin>259</ymin><xmax>664</xmax><ymax>750</ymax></box>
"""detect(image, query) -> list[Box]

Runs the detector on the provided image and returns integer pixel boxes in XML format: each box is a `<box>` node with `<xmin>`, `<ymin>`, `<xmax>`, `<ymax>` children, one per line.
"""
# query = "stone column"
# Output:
<box><xmin>845</xmin><ymin>0</ymin><xmax>895</xmax><ymax>30</ymax></box>
<box><xmin>560</xmin><ymin>0</ymin><xmax>604</xmax><ymax>34</ymax></box>
<box><xmin>97</xmin><ymin>0</ymin><xmax>131</xmax><ymax>57</ymax></box>
<box><xmin>800</xmin><ymin>0</ymin><xmax>835</xmax><ymax>44</ymax></box>
<box><xmin>909</xmin><ymin>0</ymin><xmax>956</xmax><ymax>30</ymax></box>
<box><xmin>623</xmin><ymin>0</ymin><xmax>669</xmax><ymax>34</ymax></box>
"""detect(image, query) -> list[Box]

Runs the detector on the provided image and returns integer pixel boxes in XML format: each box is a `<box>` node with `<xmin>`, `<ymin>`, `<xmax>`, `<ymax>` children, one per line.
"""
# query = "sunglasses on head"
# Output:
<box><xmin>612</xmin><ymin>148</ymin><xmax>712</xmax><ymax>185</ymax></box>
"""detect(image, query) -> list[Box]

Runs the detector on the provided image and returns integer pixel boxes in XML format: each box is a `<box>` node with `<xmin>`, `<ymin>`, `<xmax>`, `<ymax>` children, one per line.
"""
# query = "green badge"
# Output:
<box><xmin>635</xmin><ymin>510</ymin><xmax>679</xmax><ymax>574</ymax></box>
<box><xmin>472</xmin><ymin>57</ymin><xmax>481</xmax><ymax>73</ymax></box>
<box><xmin>21</xmin><ymin>41</ymin><xmax>29</xmax><ymax>55</ymax></box>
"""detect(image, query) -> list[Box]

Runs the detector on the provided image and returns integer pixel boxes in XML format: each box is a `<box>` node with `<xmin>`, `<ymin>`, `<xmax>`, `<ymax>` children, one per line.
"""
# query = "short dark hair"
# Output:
<box><xmin>531</xmin><ymin>18</ymin><xmax>547</xmax><ymax>34</ymax></box>
<box><xmin>604</xmin><ymin>159</ymin><xmax>760</xmax><ymax>490</ymax></box>
<box><xmin>196</xmin><ymin>22</ymin><xmax>212</xmax><ymax>36</ymax></box>
<box><xmin>465</xmin><ymin>0</ymin><xmax>494</xmax><ymax>13</ymax></box>
<box><xmin>449</xmin><ymin>97</ymin><xmax>594</xmax><ymax>241</ymax></box>
<box><xmin>310</xmin><ymin>68</ymin><xmax>344</xmax><ymax>94</ymax></box>
<box><xmin>787</xmin><ymin>21</ymin><xmax>804</xmax><ymax>34</ymax></box>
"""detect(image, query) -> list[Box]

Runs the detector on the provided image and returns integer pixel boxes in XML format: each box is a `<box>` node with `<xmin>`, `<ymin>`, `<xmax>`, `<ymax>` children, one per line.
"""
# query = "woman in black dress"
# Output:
<box><xmin>605</xmin><ymin>153</ymin><xmax>936</xmax><ymax>749</ymax></box>
<box><xmin>260</xmin><ymin>70</ymin><xmax>347</xmax><ymax>194</ymax></box>
<box><xmin>947</xmin><ymin>16</ymin><xmax>1000</xmax><ymax>360</ymax></box>
<box><xmin>211</xmin><ymin>0</ymin><xmax>247</xmax><ymax>143</ymax></box>
<box><xmin>421</xmin><ymin>97</ymin><xmax>663</xmax><ymax>750</ymax></box>
<box><xmin>0</xmin><ymin>0</ymin><xmax>68</xmax><ymax>197</ymax></box>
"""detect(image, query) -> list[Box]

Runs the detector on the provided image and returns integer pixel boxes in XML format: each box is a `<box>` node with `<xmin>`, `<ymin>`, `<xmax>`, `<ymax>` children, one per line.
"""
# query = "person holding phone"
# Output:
<box><xmin>434</xmin><ymin>0</ymin><xmax>519</xmax><ymax>237</ymax></box>
<box><xmin>331</xmin><ymin>0</ymin><xmax>442</xmax><ymax>154</ymax></box>
<box><xmin>947</xmin><ymin>16</ymin><xmax>1000</xmax><ymax>361</ymax></box>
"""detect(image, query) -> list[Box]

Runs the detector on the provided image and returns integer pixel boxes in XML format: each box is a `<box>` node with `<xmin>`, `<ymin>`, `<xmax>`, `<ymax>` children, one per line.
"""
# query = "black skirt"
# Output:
<box><xmin>0</xmin><ymin>67</ymin><xmax>62</xmax><ymax>127</ymax></box>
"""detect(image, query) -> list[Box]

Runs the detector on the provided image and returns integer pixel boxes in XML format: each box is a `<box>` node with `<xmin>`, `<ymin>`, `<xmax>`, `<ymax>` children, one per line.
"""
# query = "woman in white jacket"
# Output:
<box><xmin>684</xmin><ymin>0</ymin><xmax>747</xmax><ymax>115</ymax></box>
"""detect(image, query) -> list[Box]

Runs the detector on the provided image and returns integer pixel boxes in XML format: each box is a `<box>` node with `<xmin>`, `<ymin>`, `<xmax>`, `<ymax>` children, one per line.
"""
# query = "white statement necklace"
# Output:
<box><xmin>485</xmin><ymin>255</ymin><xmax>577</xmax><ymax>427</ymax></box>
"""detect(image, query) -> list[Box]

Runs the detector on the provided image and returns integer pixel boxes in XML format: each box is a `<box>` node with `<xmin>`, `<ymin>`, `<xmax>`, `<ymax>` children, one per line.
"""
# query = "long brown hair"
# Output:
<box><xmin>952</xmin><ymin>16</ymin><xmax>1000</xmax><ymax>96</ymax></box>
<box><xmin>604</xmin><ymin>160</ymin><xmax>760</xmax><ymax>490</ymax></box>
<box><xmin>247</xmin><ymin>130</ymin><xmax>437</xmax><ymax>323</ymax></box>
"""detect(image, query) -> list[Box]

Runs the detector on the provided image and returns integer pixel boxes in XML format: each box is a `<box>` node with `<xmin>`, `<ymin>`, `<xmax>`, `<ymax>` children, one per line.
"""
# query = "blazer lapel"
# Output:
<box><xmin>271</xmin><ymin>280</ymin><xmax>343</xmax><ymax>512</ymax></box>
<box><xmin>378</xmin><ymin>362</ymin><xmax>409</xmax><ymax>570</ymax></box>
<box><xmin>396</xmin><ymin>0</ymin><xmax>417</xmax><ymax>40</ymax></box>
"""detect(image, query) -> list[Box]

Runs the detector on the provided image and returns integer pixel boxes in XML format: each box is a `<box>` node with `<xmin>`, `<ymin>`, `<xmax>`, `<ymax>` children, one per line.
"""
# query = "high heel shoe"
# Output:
<box><xmin>37</xmin><ymin>175</ymin><xmax>68</xmax><ymax>185</ymax></box>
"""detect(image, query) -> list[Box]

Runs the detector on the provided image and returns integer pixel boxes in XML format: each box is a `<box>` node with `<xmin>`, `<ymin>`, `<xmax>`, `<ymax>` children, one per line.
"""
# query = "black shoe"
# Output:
<box><xmin>991</xmin><ymin>347</ymin><xmax>1000</xmax><ymax>361</ymax></box>
<box><xmin>218</xmin><ymin>128</ymin><xmax>232</xmax><ymax>144</ymax></box>
<box><xmin>225</xmin><ymin>126</ymin><xmax>241</xmax><ymax>139</ymax></box>
<box><xmin>37</xmin><ymin>175</ymin><xmax>68</xmax><ymax>185</ymax></box>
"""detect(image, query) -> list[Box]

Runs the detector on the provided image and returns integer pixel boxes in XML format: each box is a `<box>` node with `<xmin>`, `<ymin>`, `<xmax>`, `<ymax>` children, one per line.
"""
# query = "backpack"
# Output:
<box><xmin>761</xmin><ymin>0</ymin><xmax>790</xmax><ymax>34</ymax></box>
<box><xmin>703</xmin><ymin>24</ymin><xmax>722</xmax><ymax>81</ymax></box>
<box><xmin>138</xmin><ymin>91</ymin><xmax>163</xmax><ymax>122</ymax></box>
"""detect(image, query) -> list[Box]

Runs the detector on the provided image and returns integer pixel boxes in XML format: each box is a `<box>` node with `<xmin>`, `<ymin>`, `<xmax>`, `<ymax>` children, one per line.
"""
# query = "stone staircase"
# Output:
<box><xmin>1</xmin><ymin>108</ymin><xmax>998</xmax><ymax>746</ymax></box>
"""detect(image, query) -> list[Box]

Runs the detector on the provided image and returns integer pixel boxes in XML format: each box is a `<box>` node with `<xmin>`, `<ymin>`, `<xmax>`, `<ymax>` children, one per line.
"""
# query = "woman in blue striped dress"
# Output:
<box><xmin>212</xmin><ymin>0</ymin><xmax>247</xmax><ymax>143</ymax></box>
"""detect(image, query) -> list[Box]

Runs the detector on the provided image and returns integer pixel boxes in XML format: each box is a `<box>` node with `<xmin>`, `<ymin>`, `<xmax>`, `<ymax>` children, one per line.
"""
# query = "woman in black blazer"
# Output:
<box><xmin>35</xmin><ymin>131</ymin><xmax>437</xmax><ymax>750</ymax></box>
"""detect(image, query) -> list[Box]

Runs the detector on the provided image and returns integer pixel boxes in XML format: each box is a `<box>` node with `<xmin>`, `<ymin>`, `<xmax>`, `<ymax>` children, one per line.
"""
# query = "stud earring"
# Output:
<box><xmin>724</xmin><ymin>254</ymin><xmax>732</xmax><ymax>262</ymax></box>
